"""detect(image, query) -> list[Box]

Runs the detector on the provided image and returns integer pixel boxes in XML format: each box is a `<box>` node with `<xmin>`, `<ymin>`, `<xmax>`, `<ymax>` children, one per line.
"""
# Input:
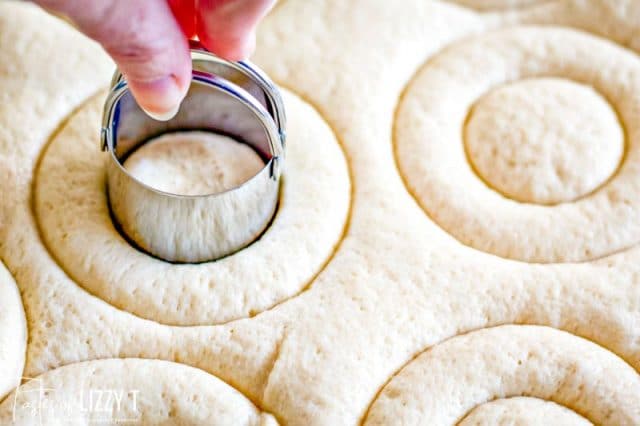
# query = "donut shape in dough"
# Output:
<box><xmin>0</xmin><ymin>358</ymin><xmax>277</xmax><ymax>425</ymax></box>
<box><xmin>364</xmin><ymin>325</ymin><xmax>640</xmax><ymax>425</ymax></box>
<box><xmin>458</xmin><ymin>397</ymin><xmax>592</xmax><ymax>426</ymax></box>
<box><xmin>395</xmin><ymin>27</ymin><xmax>640</xmax><ymax>263</ymax></box>
<box><xmin>464</xmin><ymin>78</ymin><xmax>624</xmax><ymax>205</ymax></box>
<box><xmin>34</xmin><ymin>90</ymin><xmax>350</xmax><ymax>326</ymax></box>
<box><xmin>123</xmin><ymin>132</ymin><xmax>266</xmax><ymax>196</ymax></box>
<box><xmin>0</xmin><ymin>261</ymin><xmax>27</xmax><ymax>401</ymax></box>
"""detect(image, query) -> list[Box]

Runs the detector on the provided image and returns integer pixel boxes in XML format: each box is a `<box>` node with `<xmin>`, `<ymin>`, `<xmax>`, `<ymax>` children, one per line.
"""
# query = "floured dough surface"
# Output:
<box><xmin>1</xmin><ymin>0</ymin><xmax>640</xmax><ymax>425</ymax></box>
<box><xmin>0</xmin><ymin>359</ymin><xmax>277</xmax><ymax>425</ymax></box>
<box><xmin>396</xmin><ymin>27</ymin><xmax>640</xmax><ymax>263</ymax></box>
<box><xmin>0</xmin><ymin>261</ymin><xmax>27</xmax><ymax>401</ymax></box>
<box><xmin>465</xmin><ymin>78</ymin><xmax>624</xmax><ymax>205</ymax></box>
<box><xmin>364</xmin><ymin>326</ymin><xmax>640</xmax><ymax>425</ymax></box>
<box><xmin>458</xmin><ymin>397</ymin><xmax>592</xmax><ymax>426</ymax></box>
<box><xmin>124</xmin><ymin>132</ymin><xmax>265</xmax><ymax>196</ymax></box>
<box><xmin>444</xmin><ymin>0</ymin><xmax>549</xmax><ymax>12</ymax></box>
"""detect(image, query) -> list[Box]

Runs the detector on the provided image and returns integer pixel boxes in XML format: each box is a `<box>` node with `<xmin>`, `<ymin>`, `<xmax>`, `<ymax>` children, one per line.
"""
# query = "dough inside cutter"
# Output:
<box><xmin>123</xmin><ymin>131</ymin><xmax>265</xmax><ymax>196</ymax></box>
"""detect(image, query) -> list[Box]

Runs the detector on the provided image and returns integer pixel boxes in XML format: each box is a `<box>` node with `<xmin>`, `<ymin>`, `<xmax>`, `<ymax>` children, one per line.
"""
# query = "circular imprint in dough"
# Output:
<box><xmin>465</xmin><ymin>78</ymin><xmax>624</xmax><ymax>205</ymax></box>
<box><xmin>458</xmin><ymin>397</ymin><xmax>592</xmax><ymax>426</ymax></box>
<box><xmin>395</xmin><ymin>27</ymin><xmax>640</xmax><ymax>263</ymax></box>
<box><xmin>0</xmin><ymin>359</ymin><xmax>277</xmax><ymax>425</ymax></box>
<box><xmin>364</xmin><ymin>325</ymin><xmax>640</xmax><ymax>425</ymax></box>
<box><xmin>123</xmin><ymin>132</ymin><xmax>265</xmax><ymax>196</ymax></box>
<box><xmin>0</xmin><ymin>261</ymin><xmax>27</xmax><ymax>401</ymax></box>
<box><xmin>35</xmin><ymin>90</ymin><xmax>350</xmax><ymax>326</ymax></box>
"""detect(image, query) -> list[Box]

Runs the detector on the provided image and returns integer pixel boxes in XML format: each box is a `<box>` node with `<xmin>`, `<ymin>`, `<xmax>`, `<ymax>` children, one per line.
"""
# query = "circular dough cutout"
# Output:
<box><xmin>444</xmin><ymin>0</ymin><xmax>549</xmax><ymax>11</ymax></box>
<box><xmin>364</xmin><ymin>325</ymin><xmax>640</xmax><ymax>425</ymax></box>
<box><xmin>395</xmin><ymin>27</ymin><xmax>640</xmax><ymax>263</ymax></box>
<box><xmin>35</xmin><ymin>90</ymin><xmax>350</xmax><ymax>326</ymax></box>
<box><xmin>0</xmin><ymin>261</ymin><xmax>27</xmax><ymax>401</ymax></box>
<box><xmin>458</xmin><ymin>397</ymin><xmax>592</xmax><ymax>425</ymax></box>
<box><xmin>123</xmin><ymin>132</ymin><xmax>265</xmax><ymax>196</ymax></box>
<box><xmin>465</xmin><ymin>78</ymin><xmax>623</xmax><ymax>205</ymax></box>
<box><xmin>0</xmin><ymin>359</ymin><xmax>277</xmax><ymax>425</ymax></box>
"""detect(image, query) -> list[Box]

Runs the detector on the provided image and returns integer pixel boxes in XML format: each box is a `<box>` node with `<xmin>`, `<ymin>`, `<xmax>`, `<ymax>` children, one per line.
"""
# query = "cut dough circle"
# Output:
<box><xmin>35</xmin><ymin>90</ymin><xmax>350</xmax><ymax>326</ymax></box>
<box><xmin>458</xmin><ymin>397</ymin><xmax>592</xmax><ymax>425</ymax></box>
<box><xmin>0</xmin><ymin>359</ymin><xmax>277</xmax><ymax>425</ymax></box>
<box><xmin>465</xmin><ymin>78</ymin><xmax>623</xmax><ymax>205</ymax></box>
<box><xmin>123</xmin><ymin>132</ymin><xmax>265</xmax><ymax>196</ymax></box>
<box><xmin>396</xmin><ymin>27</ymin><xmax>640</xmax><ymax>263</ymax></box>
<box><xmin>364</xmin><ymin>325</ymin><xmax>640</xmax><ymax>425</ymax></box>
<box><xmin>0</xmin><ymin>261</ymin><xmax>27</xmax><ymax>401</ymax></box>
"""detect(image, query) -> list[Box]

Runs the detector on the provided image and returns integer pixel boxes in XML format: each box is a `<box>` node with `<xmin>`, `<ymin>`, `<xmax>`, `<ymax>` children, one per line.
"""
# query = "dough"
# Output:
<box><xmin>0</xmin><ymin>261</ymin><xmax>27</xmax><ymax>401</ymax></box>
<box><xmin>34</xmin><ymin>90</ymin><xmax>350</xmax><ymax>326</ymax></box>
<box><xmin>395</xmin><ymin>27</ymin><xmax>640</xmax><ymax>263</ymax></box>
<box><xmin>0</xmin><ymin>359</ymin><xmax>277</xmax><ymax>425</ymax></box>
<box><xmin>0</xmin><ymin>0</ymin><xmax>639</xmax><ymax>425</ymax></box>
<box><xmin>465</xmin><ymin>78</ymin><xmax>623</xmax><ymax>205</ymax></box>
<box><xmin>458</xmin><ymin>397</ymin><xmax>592</xmax><ymax>426</ymax></box>
<box><xmin>444</xmin><ymin>0</ymin><xmax>547</xmax><ymax>12</ymax></box>
<box><xmin>364</xmin><ymin>326</ymin><xmax>640</xmax><ymax>425</ymax></box>
<box><xmin>123</xmin><ymin>132</ymin><xmax>265</xmax><ymax>196</ymax></box>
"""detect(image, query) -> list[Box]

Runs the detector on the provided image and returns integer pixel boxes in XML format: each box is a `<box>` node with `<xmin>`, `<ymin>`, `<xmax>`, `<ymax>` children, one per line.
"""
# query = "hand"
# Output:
<box><xmin>32</xmin><ymin>0</ymin><xmax>275</xmax><ymax>120</ymax></box>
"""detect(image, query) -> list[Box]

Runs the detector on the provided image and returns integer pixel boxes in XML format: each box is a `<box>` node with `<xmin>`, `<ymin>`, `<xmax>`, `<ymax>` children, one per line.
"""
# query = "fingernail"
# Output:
<box><xmin>128</xmin><ymin>75</ymin><xmax>187</xmax><ymax>122</ymax></box>
<box><xmin>144</xmin><ymin>103</ymin><xmax>181</xmax><ymax>121</ymax></box>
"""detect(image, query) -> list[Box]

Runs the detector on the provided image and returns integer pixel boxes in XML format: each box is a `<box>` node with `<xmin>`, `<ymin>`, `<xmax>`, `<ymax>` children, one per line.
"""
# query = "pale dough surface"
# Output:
<box><xmin>444</xmin><ymin>0</ymin><xmax>545</xmax><ymax>11</ymax></box>
<box><xmin>0</xmin><ymin>359</ymin><xmax>277</xmax><ymax>425</ymax></box>
<box><xmin>465</xmin><ymin>78</ymin><xmax>623</xmax><ymax>205</ymax></box>
<box><xmin>124</xmin><ymin>132</ymin><xmax>265</xmax><ymax>196</ymax></box>
<box><xmin>396</xmin><ymin>27</ymin><xmax>640</xmax><ymax>263</ymax></box>
<box><xmin>0</xmin><ymin>261</ymin><xmax>27</xmax><ymax>401</ymax></box>
<box><xmin>0</xmin><ymin>1</ymin><xmax>639</xmax><ymax>425</ymax></box>
<box><xmin>364</xmin><ymin>326</ymin><xmax>640</xmax><ymax>425</ymax></box>
<box><xmin>458</xmin><ymin>397</ymin><xmax>592</xmax><ymax>426</ymax></box>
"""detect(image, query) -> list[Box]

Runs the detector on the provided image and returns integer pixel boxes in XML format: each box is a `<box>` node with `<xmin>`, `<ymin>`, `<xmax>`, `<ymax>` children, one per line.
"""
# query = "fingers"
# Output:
<box><xmin>31</xmin><ymin>0</ymin><xmax>275</xmax><ymax>119</ymax></box>
<box><xmin>196</xmin><ymin>0</ymin><xmax>275</xmax><ymax>61</ymax></box>
<box><xmin>33</xmin><ymin>0</ymin><xmax>191</xmax><ymax>120</ymax></box>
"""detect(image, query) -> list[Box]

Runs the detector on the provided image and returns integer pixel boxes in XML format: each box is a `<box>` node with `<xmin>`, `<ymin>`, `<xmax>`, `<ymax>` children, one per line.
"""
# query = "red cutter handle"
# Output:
<box><xmin>168</xmin><ymin>0</ymin><xmax>198</xmax><ymax>39</ymax></box>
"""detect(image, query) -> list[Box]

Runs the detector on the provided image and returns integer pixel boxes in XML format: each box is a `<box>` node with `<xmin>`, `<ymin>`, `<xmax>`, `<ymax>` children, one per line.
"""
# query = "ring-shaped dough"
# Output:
<box><xmin>35</xmin><ymin>90</ymin><xmax>350</xmax><ymax>326</ymax></box>
<box><xmin>458</xmin><ymin>397</ymin><xmax>592</xmax><ymax>425</ymax></box>
<box><xmin>364</xmin><ymin>325</ymin><xmax>640</xmax><ymax>425</ymax></box>
<box><xmin>0</xmin><ymin>359</ymin><xmax>277</xmax><ymax>425</ymax></box>
<box><xmin>396</xmin><ymin>27</ymin><xmax>640</xmax><ymax>263</ymax></box>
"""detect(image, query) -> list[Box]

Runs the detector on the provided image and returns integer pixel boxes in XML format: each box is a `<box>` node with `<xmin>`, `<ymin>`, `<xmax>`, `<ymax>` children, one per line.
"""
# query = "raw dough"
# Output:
<box><xmin>0</xmin><ymin>1</ymin><xmax>639</xmax><ymax>425</ymax></box>
<box><xmin>0</xmin><ymin>261</ymin><xmax>27</xmax><ymax>401</ymax></box>
<box><xmin>458</xmin><ymin>397</ymin><xmax>592</xmax><ymax>426</ymax></box>
<box><xmin>124</xmin><ymin>132</ymin><xmax>265</xmax><ymax>196</ymax></box>
<box><xmin>443</xmin><ymin>0</ymin><xmax>549</xmax><ymax>12</ymax></box>
<box><xmin>395</xmin><ymin>27</ymin><xmax>640</xmax><ymax>263</ymax></box>
<box><xmin>34</xmin><ymin>90</ymin><xmax>350</xmax><ymax>326</ymax></box>
<box><xmin>364</xmin><ymin>326</ymin><xmax>640</xmax><ymax>425</ymax></box>
<box><xmin>0</xmin><ymin>359</ymin><xmax>277</xmax><ymax>425</ymax></box>
<box><xmin>465</xmin><ymin>78</ymin><xmax>623</xmax><ymax>205</ymax></box>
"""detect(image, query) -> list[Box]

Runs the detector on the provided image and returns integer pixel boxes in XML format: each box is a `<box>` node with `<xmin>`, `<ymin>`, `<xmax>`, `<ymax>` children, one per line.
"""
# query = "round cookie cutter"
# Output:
<box><xmin>101</xmin><ymin>40</ymin><xmax>286</xmax><ymax>263</ymax></box>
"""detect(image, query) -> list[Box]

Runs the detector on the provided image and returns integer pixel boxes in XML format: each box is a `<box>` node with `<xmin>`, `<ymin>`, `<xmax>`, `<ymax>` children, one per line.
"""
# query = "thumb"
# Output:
<box><xmin>196</xmin><ymin>0</ymin><xmax>275</xmax><ymax>61</ymax></box>
<box><xmin>33</xmin><ymin>0</ymin><xmax>192</xmax><ymax>120</ymax></box>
